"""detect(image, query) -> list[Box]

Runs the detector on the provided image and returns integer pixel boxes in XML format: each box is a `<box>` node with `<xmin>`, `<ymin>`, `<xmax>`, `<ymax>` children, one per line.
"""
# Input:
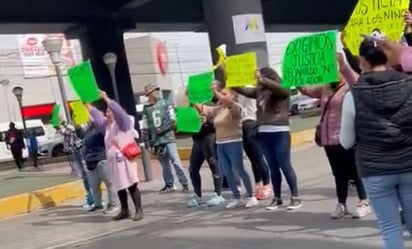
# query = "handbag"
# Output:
<box><xmin>315</xmin><ymin>85</ymin><xmax>344</xmax><ymax>147</ymax></box>
<box><xmin>121</xmin><ymin>142</ymin><xmax>141</xmax><ymax>160</ymax></box>
<box><xmin>113</xmin><ymin>135</ymin><xmax>142</xmax><ymax>160</ymax></box>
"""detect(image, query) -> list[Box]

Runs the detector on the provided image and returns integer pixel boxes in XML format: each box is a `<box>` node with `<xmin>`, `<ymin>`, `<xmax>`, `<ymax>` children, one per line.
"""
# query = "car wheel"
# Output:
<box><xmin>51</xmin><ymin>144</ymin><xmax>65</xmax><ymax>157</ymax></box>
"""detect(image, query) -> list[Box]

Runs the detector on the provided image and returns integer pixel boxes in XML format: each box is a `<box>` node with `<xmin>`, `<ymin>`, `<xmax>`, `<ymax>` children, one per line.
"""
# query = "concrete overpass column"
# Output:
<box><xmin>78</xmin><ymin>22</ymin><xmax>136</xmax><ymax>116</ymax></box>
<box><xmin>202</xmin><ymin>0</ymin><xmax>269</xmax><ymax>82</ymax></box>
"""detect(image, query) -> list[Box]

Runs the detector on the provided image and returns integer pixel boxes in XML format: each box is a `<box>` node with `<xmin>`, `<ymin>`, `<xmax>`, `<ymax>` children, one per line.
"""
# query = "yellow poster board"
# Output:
<box><xmin>225</xmin><ymin>52</ymin><xmax>257</xmax><ymax>88</ymax></box>
<box><xmin>70</xmin><ymin>101</ymin><xmax>90</xmax><ymax>125</ymax></box>
<box><xmin>344</xmin><ymin>0</ymin><xmax>409</xmax><ymax>56</ymax></box>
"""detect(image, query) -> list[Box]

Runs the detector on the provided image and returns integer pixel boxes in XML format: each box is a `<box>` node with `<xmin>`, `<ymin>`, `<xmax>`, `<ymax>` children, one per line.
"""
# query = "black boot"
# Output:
<box><xmin>112</xmin><ymin>209</ymin><xmax>130</xmax><ymax>221</ymax></box>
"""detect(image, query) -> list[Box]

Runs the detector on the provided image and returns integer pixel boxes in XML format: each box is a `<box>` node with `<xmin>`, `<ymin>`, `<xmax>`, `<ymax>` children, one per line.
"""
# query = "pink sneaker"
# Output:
<box><xmin>256</xmin><ymin>185</ymin><xmax>271</xmax><ymax>200</ymax></box>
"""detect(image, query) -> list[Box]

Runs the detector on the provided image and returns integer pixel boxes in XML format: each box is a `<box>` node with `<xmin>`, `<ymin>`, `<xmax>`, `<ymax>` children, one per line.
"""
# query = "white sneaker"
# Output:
<box><xmin>352</xmin><ymin>203</ymin><xmax>371</xmax><ymax>219</ymax></box>
<box><xmin>245</xmin><ymin>197</ymin><xmax>258</xmax><ymax>208</ymax></box>
<box><xmin>331</xmin><ymin>204</ymin><xmax>348</xmax><ymax>219</ymax></box>
<box><xmin>225</xmin><ymin>199</ymin><xmax>245</xmax><ymax>209</ymax></box>
<box><xmin>206</xmin><ymin>193</ymin><xmax>226</xmax><ymax>207</ymax></box>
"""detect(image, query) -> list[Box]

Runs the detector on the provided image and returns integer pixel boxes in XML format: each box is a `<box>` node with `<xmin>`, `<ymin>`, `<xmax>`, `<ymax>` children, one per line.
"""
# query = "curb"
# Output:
<box><xmin>0</xmin><ymin>129</ymin><xmax>315</xmax><ymax>219</ymax></box>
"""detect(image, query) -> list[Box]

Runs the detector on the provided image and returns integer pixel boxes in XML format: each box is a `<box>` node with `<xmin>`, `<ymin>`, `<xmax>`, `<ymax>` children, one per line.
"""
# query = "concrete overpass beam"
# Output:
<box><xmin>202</xmin><ymin>0</ymin><xmax>269</xmax><ymax>83</ymax></box>
<box><xmin>78</xmin><ymin>21</ymin><xmax>136</xmax><ymax>117</ymax></box>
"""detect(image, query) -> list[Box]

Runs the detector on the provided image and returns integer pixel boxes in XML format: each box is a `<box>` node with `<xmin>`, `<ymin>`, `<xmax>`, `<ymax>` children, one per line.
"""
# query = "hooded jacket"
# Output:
<box><xmin>351</xmin><ymin>70</ymin><xmax>412</xmax><ymax>177</ymax></box>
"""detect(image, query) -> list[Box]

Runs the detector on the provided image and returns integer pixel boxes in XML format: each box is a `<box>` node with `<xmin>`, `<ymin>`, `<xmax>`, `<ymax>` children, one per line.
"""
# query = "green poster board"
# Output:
<box><xmin>68</xmin><ymin>60</ymin><xmax>100</xmax><ymax>103</ymax></box>
<box><xmin>175</xmin><ymin>107</ymin><xmax>202</xmax><ymax>133</ymax></box>
<box><xmin>51</xmin><ymin>104</ymin><xmax>61</xmax><ymax>128</ymax></box>
<box><xmin>282</xmin><ymin>30</ymin><xmax>339</xmax><ymax>88</ymax></box>
<box><xmin>187</xmin><ymin>71</ymin><xmax>214</xmax><ymax>104</ymax></box>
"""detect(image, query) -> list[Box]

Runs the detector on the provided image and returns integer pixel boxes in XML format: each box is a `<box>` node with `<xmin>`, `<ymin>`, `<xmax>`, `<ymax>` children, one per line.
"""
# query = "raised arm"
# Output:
<box><xmin>88</xmin><ymin>105</ymin><xmax>107</xmax><ymax>132</ymax></box>
<box><xmin>341</xmin><ymin>63</ymin><xmax>359</xmax><ymax>86</ymax></box>
<box><xmin>299</xmin><ymin>86</ymin><xmax>323</xmax><ymax>99</ymax></box>
<box><xmin>232</xmin><ymin>87</ymin><xmax>257</xmax><ymax>99</ymax></box>
<box><xmin>342</xmin><ymin>48</ymin><xmax>361</xmax><ymax>74</ymax></box>
<box><xmin>259</xmin><ymin>77</ymin><xmax>289</xmax><ymax>99</ymax></box>
<box><xmin>107</xmin><ymin>100</ymin><xmax>131</xmax><ymax>132</ymax></box>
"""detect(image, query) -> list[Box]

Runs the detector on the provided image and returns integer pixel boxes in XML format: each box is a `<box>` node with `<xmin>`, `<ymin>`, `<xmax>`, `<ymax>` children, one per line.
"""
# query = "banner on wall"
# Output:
<box><xmin>232</xmin><ymin>14</ymin><xmax>266</xmax><ymax>44</ymax></box>
<box><xmin>17</xmin><ymin>34</ymin><xmax>76</xmax><ymax>78</ymax></box>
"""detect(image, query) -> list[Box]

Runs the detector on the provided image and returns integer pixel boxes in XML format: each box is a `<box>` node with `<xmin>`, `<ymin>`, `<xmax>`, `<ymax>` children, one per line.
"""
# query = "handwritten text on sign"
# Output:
<box><xmin>344</xmin><ymin>0</ymin><xmax>409</xmax><ymax>56</ymax></box>
<box><xmin>282</xmin><ymin>31</ymin><xmax>338</xmax><ymax>88</ymax></box>
<box><xmin>225</xmin><ymin>52</ymin><xmax>257</xmax><ymax>88</ymax></box>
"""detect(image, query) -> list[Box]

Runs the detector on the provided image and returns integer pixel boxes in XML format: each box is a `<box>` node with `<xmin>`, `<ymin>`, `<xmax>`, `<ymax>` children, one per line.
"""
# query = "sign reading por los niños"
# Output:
<box><xmin>344</xmin><ymin>0</ymin><xmax>409</xmax><ymax>56</ymax></box>
<box><xmin>282</xmin><ymin>31</ymin><xmax>338</xmax><ymax>88</ymax></box>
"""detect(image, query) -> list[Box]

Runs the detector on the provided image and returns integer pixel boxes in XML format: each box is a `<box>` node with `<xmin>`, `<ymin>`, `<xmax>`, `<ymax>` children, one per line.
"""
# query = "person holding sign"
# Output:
<box><xmin>300</xmin><ymin>53</ymin><xmax>371</xmax><ymax>220</ymax></box>
<box><xmin>194</xmin><ymin>84</ymin><xmax>258</xmax><ymax>209</ymax></box>
<box><xmin>340</xmin><ymin>37</ymin><xmax>412</xmax><ymax>249</ymax></box>
<box><xmin>88</xmin><ymin>91</ymin><xmax>144</xmax><ymax>222</ymax></box>
<box><xmin>233</xmin><ymin>67</ymin><xmax>302</xmax><ymax>211</ymax></box>
<box><xmin>141</xmin><ymin>84</ymin><xmax>189</xmax><ymax>194</ymax></box>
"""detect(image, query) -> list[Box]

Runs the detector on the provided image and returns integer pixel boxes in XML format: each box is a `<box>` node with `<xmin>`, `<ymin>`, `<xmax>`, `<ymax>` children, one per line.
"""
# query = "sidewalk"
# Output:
<box><xmin>2</xmin><ymin>145</ymin><xmax>409</xmax><ymax>249</ymax></box>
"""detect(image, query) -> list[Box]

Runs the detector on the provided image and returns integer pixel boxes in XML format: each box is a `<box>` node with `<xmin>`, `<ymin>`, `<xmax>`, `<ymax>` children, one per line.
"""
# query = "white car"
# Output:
<box><xmin>0</xmin><ymin>120</ymin><xmax>64</xmax><ymax>163</ymax></box>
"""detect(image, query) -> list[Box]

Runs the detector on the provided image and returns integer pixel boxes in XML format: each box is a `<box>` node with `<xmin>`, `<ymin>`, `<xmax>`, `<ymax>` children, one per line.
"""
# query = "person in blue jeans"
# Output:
<box><xmin>195</xmin><ymin>84</ymin><xmax>258</xmax><ymax>209</ymax></box>
<box><xmin>340</xmin><ymin>37</ymin><xmax>412</xmax><ymax>249</ymax></box>
<box><xmin>59</xmin><ymin>122</ymin><xmax>94</xmax><ymax>208</ymax></box>
<box><xmin>234</xmin><ymin>68</ymin><xmax>301</xmax><ymax>211</ymax></box>
<box><xmin>142</xmin><ymin>84</ymin><xmax>189</xmax><ymax>193</ymax></box>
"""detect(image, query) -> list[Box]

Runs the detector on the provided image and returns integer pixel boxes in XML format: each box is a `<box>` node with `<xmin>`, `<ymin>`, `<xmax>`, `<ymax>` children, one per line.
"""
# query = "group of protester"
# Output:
<box><xmin>137</xmin><ymin>13</ymin><xmax>412</xmax><ymax>249</ymax></box>
<box><xmin>4</xmin><ymin>11</ymin><xmax>412</xmax><ymax>249</ymax></box>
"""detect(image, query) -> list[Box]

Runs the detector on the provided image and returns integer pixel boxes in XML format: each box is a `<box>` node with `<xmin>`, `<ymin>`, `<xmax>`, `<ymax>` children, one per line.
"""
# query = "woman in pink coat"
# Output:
<box><xmin>88</xmin><ymin>91</ymin><xmax>143</xmax><ymax>221</ymax></box>
<box><xmin>299</xmin><ymin>53</ymin><xmax>370</xmax><ymax>219</ymax></box>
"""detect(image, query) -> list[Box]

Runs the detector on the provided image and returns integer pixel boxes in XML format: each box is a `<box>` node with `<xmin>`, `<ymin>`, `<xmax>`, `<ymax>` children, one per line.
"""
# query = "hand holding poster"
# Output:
<box><xmin>282</xmin><ymin>31</ymin><xmax>339</xmax><ymax>88</ymax></box>
<box><xmin>225</xmin><ymin>52</ymin><xmax>257</xmax><ymax>88</ymax></box>
<box><xmin>187</xmin><ymin>72</ymin><xmax>214</xmax><ymax>104</ymax></box>
<box><xmin>175</xmin><ymin>107</ymin><xmax>202</xmax><ymax>133</ymax></box>
<box><xmin>344</xmin><ymin>0</ymin><xmax>410</xmax><ymax>56</ymax></box>
<box><xmin>68</xmin><ymin>60</ymin><xmax>100</xmax><ymax>103</ymax></box>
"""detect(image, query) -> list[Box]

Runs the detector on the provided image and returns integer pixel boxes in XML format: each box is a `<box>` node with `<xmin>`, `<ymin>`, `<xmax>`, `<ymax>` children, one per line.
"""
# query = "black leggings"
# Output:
<box><xmin>117</xmin><ymin>183</ymin><xmax>142</xmax><ymax>211</ymax></box>
<box><xmin>243</xmin><ymin>121</ymin><xmax>270</xmax><ymax>185</ymax></box>
<box><xmin>324</xmin><ymin>145</ymin><xmax>367</xmax><ymax>204</ymax></box>
<box><xmin>189</xmin><ymin>133</ymin><xmax>222</xmax><ymax>197</ymax></box>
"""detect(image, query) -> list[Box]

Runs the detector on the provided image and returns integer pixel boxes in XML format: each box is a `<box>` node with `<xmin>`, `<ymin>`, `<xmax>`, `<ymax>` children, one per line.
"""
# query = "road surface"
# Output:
<box><xmin>1</xmin><ymin>145</ymin><xmax>410</xmax><ymax>249</ymax></box>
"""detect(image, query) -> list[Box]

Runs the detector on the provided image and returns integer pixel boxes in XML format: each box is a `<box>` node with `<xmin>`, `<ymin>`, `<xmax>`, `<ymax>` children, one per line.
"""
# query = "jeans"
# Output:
<box><xmin>258</xmin><ymin>131</ymin><xmax>299</xmax><ymax>199</ymax></box>
<box><xmin>217</xmin><ymin>141</ymin><xmax>253</xmax><ymax>199</ymax></box>
<box><xmin>243</xmin><ymin>121</ymin><xmax>270</xmax><ymax>185</ymax></box>
<box><xmin>157</xmin><ymin>143</ymin><xmax>189</xmax><ymax>187</ymax></box>
<box><xmin>190</xmin><ymin>134</ymin><xmax>222</xmax><ymax>197</ymax></box>
<box><xmin>324</xmin><ymin>145</ymin><xmax>367</xmax><ymax>203</ymax></box>
<box><xmin>87</xmin><ymin>160</ymin><xmax>116</xmax><ymax>207</ymax></box>
<box><xmin>72</xmin><ymin>150</ymin><xmax>94</xmax><ymax>205</ymax></box>
<box><xmin>362</xmin><ymin>173</ymin><xmax>412</xmax><ymax>249</ymax></box>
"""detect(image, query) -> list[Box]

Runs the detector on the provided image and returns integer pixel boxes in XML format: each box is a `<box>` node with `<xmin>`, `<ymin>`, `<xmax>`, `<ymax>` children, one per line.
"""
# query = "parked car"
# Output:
<box><xmin>289</xmin><ymin>95</ymin><xmax>320</xmax><ymax>116</ymax></box>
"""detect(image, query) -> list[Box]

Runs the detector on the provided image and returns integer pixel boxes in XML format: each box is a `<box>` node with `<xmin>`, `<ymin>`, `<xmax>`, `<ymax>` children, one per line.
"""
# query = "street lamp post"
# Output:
<box><xmin>42</xmin><ymin>36</ymin><xmax>71</xmax><ymax>124</ymax></box>
<box><xmin>102</xmin><ymin>52</ymin><xmax>153</xmax><ymax>181</ymax></box>
<box><xmin>102</xmin><ymin>52</ymin><xmax>120</xmax><ymax>102</ymax></box>
<box><xmin>12</xmin><ymin>86</ymin><xmax>28</xmax><ymax>137</ymax></box>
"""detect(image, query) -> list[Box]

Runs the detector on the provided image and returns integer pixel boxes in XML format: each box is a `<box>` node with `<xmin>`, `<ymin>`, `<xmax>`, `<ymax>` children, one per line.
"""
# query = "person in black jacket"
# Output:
<box><xmin>186</xmin><ymin>88</ymin><xmax>225</xmax><ymax>207</ymax></box>
<box><xmin>5</xmin><ymin>122</ymin><xmax>25</xmax><ymax>171</ymax></box>
<box><xmin>83</xmin><ymin>122</ymin><xmax>118</xmax><ymax>213</ymax></box>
